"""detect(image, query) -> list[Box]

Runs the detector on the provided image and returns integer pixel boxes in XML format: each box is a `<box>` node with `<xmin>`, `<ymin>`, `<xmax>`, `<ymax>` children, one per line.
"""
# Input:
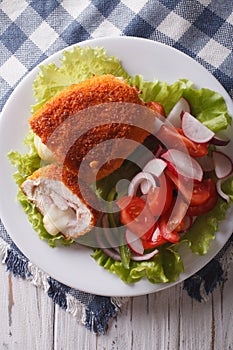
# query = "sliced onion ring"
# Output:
<box><xmin>131</xmin><ymin>249</ymin><xmax>159</xmax><ymax>261</ymax></box>
<box><xmin>128</xmin><ymin>171</ymin><xmax>157</xmax><ymax>196</ymax></box>
<box><xmin>216</xmin><ymin>178</ymin><xmax>231</xmax><ymax>203</ymax></box>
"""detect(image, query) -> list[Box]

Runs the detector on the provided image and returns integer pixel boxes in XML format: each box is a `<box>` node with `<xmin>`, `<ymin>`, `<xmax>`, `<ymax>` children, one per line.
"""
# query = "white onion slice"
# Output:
<box><xmin>216</xmin><ymin>179</ymin><xmax>230</xmax><ymax>203</ymax></box>
<box><xmin>128</xmin><ymin>172</ymin><xmax>157</xmax><ymax>196</ymax></box>
<box><xmin>182</xmin><ymin>112</ymin><xmax>215</xmax><ymax>143</ymax></box>
<box><xmin>131</xmin><ymin>249</ymin><xmax>159</xmax><ymax>261</ymax></box>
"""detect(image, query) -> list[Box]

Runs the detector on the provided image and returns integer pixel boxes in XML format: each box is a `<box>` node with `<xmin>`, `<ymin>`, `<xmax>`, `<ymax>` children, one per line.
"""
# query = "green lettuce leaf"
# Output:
<box><xmin>8</xmin><ymin>130</ymin><xmax>41</xmax><ymax>186</ymax></box>
<box><xmin>182</xmin><ymin>198</ymin><xmax>230</xmax><ymax>255</ymax></box>
<box><xmin>183</xmin><ymin>88</ymin><xmax>231</xmax><ymax>131</ymax></box>
<box><xmin>32</xmin><ymin>46</ymin><xmax>131</xmax><ymax>112</ymax></box>
<box><xmin>92</xmin><ymin>245</ymin><xmax>184</xmax><ymax>284</ymax></box>
<box><xmin>131</xmin><ymin>75</ymin><xmax>231</xmax><ymax>132</ymax></box>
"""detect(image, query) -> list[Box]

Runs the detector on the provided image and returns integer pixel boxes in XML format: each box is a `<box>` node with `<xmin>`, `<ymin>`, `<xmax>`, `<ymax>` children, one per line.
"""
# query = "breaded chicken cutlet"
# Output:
<box><xmin>29</xmin><ymin>74</ymin><xmax>156</xmax><ymax>182</ymax></box>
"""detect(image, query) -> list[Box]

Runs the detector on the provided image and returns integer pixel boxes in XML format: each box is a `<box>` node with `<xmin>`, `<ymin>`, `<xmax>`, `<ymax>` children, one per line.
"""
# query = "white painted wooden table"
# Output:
<box><xmin>1</xmin><ymin>261</ymin><xmax>232</xmax><ymax>350</ymax></box>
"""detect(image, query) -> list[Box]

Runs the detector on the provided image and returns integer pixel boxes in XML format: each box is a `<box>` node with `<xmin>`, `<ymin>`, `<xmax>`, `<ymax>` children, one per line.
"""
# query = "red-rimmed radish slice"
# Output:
<box><xmin>216</xmin><ymin>177</ymin><xmax>232</xmax><ymax>203</ymax></box>
<box><xmin>128</xmin><ymin>172</ymin><xmax>157</xmax><ymax>196</ymax></box>
<box><xmin>212</xmin><ymin>151</ymin><xmax>233</xmax><ymax>179</ymax></box>
<box><xmin>196</xmin><ymin>155</ymin><xmax>215</xmax><ymax>172</ymax></box>
<box><xmin>210</xmin><ymin>135</ymin><xmax>230</xmax><ymax>146</ymax></box>
<box><xmin>182</xmin><ymin>112</ymin><xmax>215</xmax><ymax>143</ymax></box>
<box><xmin>125</xmin><ymin>229</ymin><xmax>144</xmax><ymax>256</ymax></box>
<box><xmin>166</xmin><ymin>97</ymin><xmax>191</xmax><ymax>128</ymax></box>
<box><xmin>162</xmin><ymin>149</ymin><xmax>203</xmax><ymax>181</ymax></box>
<box><xmin>131</xmin><ymin>249</ymin><xmax>159</xmax><ymax>261</ymax></box>
<box><xmin>143</xmin><ymin>158</ymin><xmax>167</xmax><ymax>178</ymax></box>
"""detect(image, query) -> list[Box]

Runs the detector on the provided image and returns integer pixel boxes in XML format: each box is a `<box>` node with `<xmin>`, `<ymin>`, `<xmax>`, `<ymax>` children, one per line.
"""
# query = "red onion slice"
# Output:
<box><xmin>131</xmin><ymin>249</ymin><xmax>159</xmax><ymax>261</ymax></box>
<box><xmin>128</xmin><ymin>171</ymin><xmax>157</xmax><ymax>196</ymax></box>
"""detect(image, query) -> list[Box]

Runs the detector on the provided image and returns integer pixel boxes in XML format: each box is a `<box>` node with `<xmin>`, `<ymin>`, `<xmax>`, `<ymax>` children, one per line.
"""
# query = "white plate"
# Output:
<box><xmin>0</xmin><ymin>36</ymin><xmax>233</xmax><ymax>297</ymax></box>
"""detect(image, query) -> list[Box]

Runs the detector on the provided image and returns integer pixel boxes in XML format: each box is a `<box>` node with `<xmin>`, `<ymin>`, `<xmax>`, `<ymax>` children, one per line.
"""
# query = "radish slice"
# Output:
<box><xmin>128</xmin><ymin>171</ymin><xmax>157</xmax><ymax>196</ymax></box>
<box><xmin>162</xmin><ymin>149</ymin><xmax>203</xmax><ymax>181</ymax></box>
<box><xmin>166</xmin><ymin>97</ymin><xmax>191</xmax><ymax>128</ymax></box>
<box><xmin>212</xmin><ymin>151</ymin><xmax>233</xmax><ymax>179</ymax></box>
<box><xmin>125</xmin><ymin>229</ymin><xmax>144</xmax><ymax>256</ymax></box>
<box><xmin>196</xmin><ymin>155</ymin><xmax>215</xmax><ymax>172</ymax></box>
<box><xmin>182</xmin><ymin>112</ymin><xmax>215</xmax><ymax>143</ymax></box>
<box><xmin>210</xmin><ymin>136</ymin><xmax>230</xmax><ymax>146</ymax></box>
<box><xmin>131</xmin><ymin>249</ymin><xmax>159</xmax><ymax>261</ymax></box>
<box><xmin>143</xmin><ymin>158</ymin><xmax>167</xmax><ymax>178</ymax></box>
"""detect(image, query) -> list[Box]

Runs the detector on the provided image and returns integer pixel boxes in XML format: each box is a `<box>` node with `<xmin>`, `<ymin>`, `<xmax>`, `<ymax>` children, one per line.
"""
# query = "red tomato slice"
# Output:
<box><xmin>159</xmin><ymin>125</ymin><xmax>208</xmax><ymax>158</ymax></box>
<box><xmin>187</xmin><ymin>179</ymin><xmax>218</xmax><ymax>216</ymax></box>
<box><xmin>190</xmin><ymin>180</ymin><xmax>211</xmax><ymax>206</ymax></box>
<box><xmin>141</xmin><ymin>226</ymin><xmax>167</xmax><ymax>249</ymax></box>
<box><xmin>117</xmin><ymin>196</ymin><xmax>156</xmax><ymax>237</ymax></box>
<box><xmin>146</xmin><ymin>174</ymin><xmax>173</xmax><ymax>216</ymax></box>
<box><xmin>165</xmin><ymin>169</ymin><xmax>212</xmax><ymax>206</ymax></box>
<box><xmin>147</xmin><ymin>101</ymin><xmax>166</xmax><ymax>116</ymax></box>
<box><xmin>159</xmin><ymin>216</ymin><xmax>180</xmax><ymax>243</ymax></box>
<box><xmin>158</xmin><ymin>197</ymin><xmax>189</xmax><ymax>243</ymax></box>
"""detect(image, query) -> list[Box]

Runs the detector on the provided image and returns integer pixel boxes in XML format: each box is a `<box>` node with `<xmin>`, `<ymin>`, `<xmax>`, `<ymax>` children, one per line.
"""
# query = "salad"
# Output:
<box><xmin>9</xmin><ymin>46</ymin><xmax>233</xmax><ymax>285</ymax></box>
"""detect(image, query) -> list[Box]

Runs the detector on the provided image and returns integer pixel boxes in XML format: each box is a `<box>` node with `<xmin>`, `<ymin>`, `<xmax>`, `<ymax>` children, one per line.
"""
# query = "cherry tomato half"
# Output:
<box><xmin>187</xmin><ymin>178</ymin><xmax>218</xmax><ymax>216</ymax></box>
<box><xmin>141</xmin><ymin>226</ymin><xmax>167</xmax><ymax>250</ymax></box>
<box><xmin>165</xmin><ymin>169</ymin><xmax>212</xmax><ymax>206</ymax></box>
<box><xmin>117</xmin><ymin>196</ymin><xmax>155</xmax><ymax>238</ymax></box>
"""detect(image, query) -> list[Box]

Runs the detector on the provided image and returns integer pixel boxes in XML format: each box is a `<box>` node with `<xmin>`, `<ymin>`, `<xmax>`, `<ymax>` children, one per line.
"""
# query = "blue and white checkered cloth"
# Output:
<box><xmin>0</xmin><ymin>0</ymin><xmax>233</xmax><ymax>334</ymax></box>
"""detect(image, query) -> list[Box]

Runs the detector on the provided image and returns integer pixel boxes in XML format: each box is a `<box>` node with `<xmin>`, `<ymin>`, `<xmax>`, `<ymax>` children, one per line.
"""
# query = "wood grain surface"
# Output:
<box><xmin>0</xmin><ymin>262</ymin><xmax>232</xmax><ymax>350</ymax></box>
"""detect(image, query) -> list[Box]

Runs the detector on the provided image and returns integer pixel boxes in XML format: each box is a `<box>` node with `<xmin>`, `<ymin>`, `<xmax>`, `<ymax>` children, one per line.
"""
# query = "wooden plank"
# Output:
<box><xmin>0</xmin><ymin>261</ymin><xmax>233</xmax><ymax>349</ymax></box>
<box><xmin>0</xmin><ymin>264</ymin><xmax>55</xmax><ymax>350</ymax></box>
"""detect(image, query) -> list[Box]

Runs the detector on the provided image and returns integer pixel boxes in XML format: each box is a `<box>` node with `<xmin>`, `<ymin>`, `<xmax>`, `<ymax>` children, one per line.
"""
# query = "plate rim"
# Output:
<box><xmin>0</xmin><ymin>36</ymin><xmax>233</xmax><ymax>297</ymax></box>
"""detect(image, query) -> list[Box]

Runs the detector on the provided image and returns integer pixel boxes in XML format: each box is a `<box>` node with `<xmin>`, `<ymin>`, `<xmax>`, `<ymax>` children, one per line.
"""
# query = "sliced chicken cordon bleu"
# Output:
<box><xmin>21</xmin><ymin>164</ymin><xmax>100</xmax><ymax>238</ymax></box>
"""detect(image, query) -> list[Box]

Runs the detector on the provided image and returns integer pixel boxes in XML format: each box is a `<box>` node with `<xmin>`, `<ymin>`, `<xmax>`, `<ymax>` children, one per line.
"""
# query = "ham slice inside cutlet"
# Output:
<box><xmin>21</xmin><ymin>164</ymin><xmax>100</xmax><ymax>238</ymax></box>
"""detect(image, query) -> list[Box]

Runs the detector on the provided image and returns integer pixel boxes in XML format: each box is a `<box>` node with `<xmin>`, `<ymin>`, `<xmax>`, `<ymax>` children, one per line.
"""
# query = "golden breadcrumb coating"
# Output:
<box><xmin>29</xmin><ymin>74</ymin><xmax>155</xmax><ymax>182</ymax></box>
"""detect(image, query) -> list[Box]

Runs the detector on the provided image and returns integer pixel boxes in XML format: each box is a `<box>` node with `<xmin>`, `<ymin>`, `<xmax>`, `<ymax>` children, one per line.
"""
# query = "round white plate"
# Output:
<box><xmin>0</xmin><ymin>36</ymin><xmax>233</xmax><ymax>297</ymax></box>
